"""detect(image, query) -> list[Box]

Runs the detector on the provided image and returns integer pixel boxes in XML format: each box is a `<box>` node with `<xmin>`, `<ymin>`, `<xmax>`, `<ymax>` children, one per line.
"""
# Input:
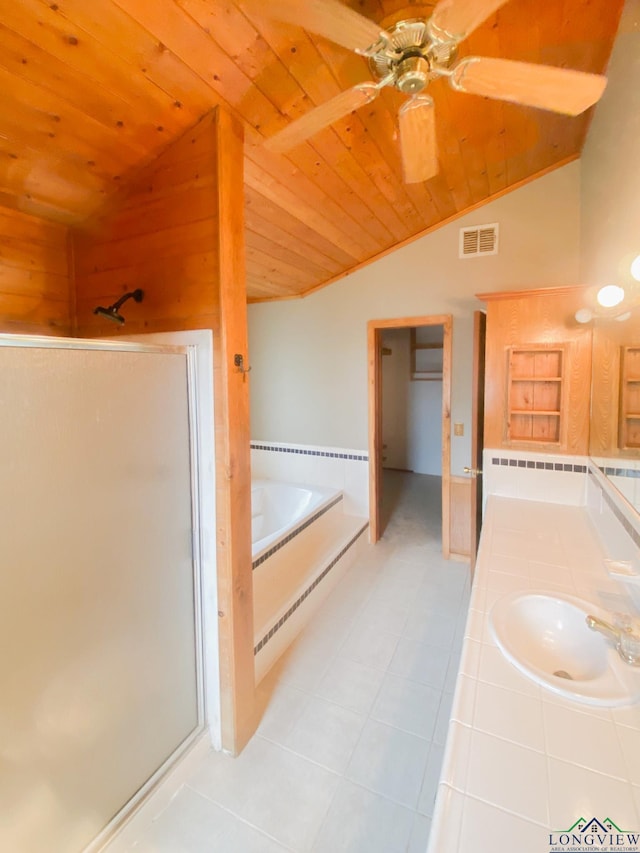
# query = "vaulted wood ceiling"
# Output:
<box><xmin>0</xmin><ymin>0</ymin><xmax>624</xmax><ymax>301</ymax></box>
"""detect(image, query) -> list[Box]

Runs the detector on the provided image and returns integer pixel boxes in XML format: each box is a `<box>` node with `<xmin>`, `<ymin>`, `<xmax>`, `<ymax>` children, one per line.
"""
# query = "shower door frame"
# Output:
<box><xmin>0</xmin><ymin>333</ymin><xmax>210</xmax><ymax>853</ymax></box>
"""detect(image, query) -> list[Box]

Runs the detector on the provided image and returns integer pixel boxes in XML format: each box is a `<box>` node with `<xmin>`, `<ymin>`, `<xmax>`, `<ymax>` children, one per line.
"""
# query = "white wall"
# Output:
<box><xmin>249</xmin><ymin>162</ymin><xmax>581</xmax><ymax>476</ymax></box>
<box><xmin>408</xmin><ymin>380</ymin><xmax>443</xmax><ymax>475</ymax></box>
<box><xmin>581</xmin><ymin>0</ymin><xmax>640</xmax><ymax>288</ymax></box>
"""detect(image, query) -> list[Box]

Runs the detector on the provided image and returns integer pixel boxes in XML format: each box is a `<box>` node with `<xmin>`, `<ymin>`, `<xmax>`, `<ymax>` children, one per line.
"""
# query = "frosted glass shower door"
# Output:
<box><xmin>0</xmin><ymin>340</ymin><xmax>200</xmax><ymax>853</ymax></box>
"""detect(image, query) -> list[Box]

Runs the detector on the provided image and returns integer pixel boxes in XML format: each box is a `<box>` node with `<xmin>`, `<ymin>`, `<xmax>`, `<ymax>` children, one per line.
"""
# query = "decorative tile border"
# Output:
<box><xmin>252</xmin><ymin>494</ymin><xmax>344</xmax><ymax>570</ymax></box>
<box><xmin>254</xmin><ymin>522</ymin><xmax>369</xmax><ymax>655</ymax></box>
<box><xmin>251</xmin><ymin>442</ymin><xmax>368</xmax><ymax>462</ymax></box>
<box><xmin>589</xmin><ymin>465</ymin><xmax>640</xmax><ymax>549</ymax></box>
<box><xmin>601</xmin><ymin>466</ymin><xmax>640</xmax><ymax>479</ymax></box>
<box><xmin>490</xmin><ymin>456</ymin><xmax>587</xmax><ymax>473</ymax></box>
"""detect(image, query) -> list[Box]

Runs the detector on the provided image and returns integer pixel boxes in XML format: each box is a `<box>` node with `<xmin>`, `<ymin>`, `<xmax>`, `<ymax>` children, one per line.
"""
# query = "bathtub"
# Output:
<box><xmin>251</xmin><ymin>479</ymin><xmax>341</xmax><ymax>560</ymax></box>
<box><xmin>251</xmin><ymin>478</ymin><xmax>369</xmax><ymax>683</ymax></box>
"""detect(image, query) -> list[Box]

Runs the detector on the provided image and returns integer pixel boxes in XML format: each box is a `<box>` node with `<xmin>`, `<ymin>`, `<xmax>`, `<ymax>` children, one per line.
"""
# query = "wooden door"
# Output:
<box><xmin>470</xmin><ymin>311</ymin><xmax>487</xmax><ymax>573</ymax></box>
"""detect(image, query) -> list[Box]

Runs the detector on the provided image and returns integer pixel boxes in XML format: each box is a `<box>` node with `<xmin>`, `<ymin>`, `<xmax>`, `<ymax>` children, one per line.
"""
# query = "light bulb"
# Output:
<box><xmin>631</xmin><ymin>254</ymin><xmax>640</xmax><ymax>282</ymax></box>
<box><xmin>597</xmin><ymin>284</ymin><xmax>625</xmax><ymax>308</ymax></box>
<box><xmin>574</xmin><ymin>308</ymin><xmax>593</xmax><ymax>324</ymax></box>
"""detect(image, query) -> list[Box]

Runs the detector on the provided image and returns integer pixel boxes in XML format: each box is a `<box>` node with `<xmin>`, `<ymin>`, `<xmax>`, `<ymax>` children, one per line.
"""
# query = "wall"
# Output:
<box><xmin>73</xmin><ymin>114</ymin><xmax>220</xmax><ymax>336</ymax></box>
<box><xmin>72</xmin><ymin>109</ymin><xmax>254</xmax><ymax>755</ymax></box>
<box><xmin>248</xmin><ymin>161</ymin><xmax>582</xmax><ymax>475</ymax></box>
<box><xmin>581</xmin><ymin>0</ymin><xmax>640</xmax><ymax>289</ymax></box>
<box><xmin>0</xmin><ymin>207</ymin><xmax>71</xmax><ymax>334</ymax></box>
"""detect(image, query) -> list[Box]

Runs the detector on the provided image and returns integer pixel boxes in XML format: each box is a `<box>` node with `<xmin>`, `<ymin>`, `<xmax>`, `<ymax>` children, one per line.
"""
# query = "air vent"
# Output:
<box><xmin>459</xmin><ymin>223</ymin><xmax>499</xmax><ymax>258</ymax></box>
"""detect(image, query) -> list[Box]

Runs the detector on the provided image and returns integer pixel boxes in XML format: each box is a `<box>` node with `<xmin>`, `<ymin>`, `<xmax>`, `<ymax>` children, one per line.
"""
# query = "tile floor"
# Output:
<box><xmin>127</xmin><ymin>472</ymin><xmax>471</xmax><ymax>853</ymax></box>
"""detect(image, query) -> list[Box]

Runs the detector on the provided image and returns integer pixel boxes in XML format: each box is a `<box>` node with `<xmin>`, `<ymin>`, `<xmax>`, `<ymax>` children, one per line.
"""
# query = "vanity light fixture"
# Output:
<box><xmin>596</xmin><ymin>284</ymin><xmax>625</xmax><ymax>308</ymax></box>
<box><xmin>575</xmin><ymin>256</ymin><xmax>640</xmax><ymax>323</ymax></box>
<box><xmin>574</xmin><ymin>308</ymin><xmax>593</xmax><ymax>324</ymax></box>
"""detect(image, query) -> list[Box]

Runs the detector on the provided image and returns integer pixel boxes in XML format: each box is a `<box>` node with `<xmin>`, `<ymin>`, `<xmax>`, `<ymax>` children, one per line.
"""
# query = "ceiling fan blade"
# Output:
<box><xmin>398</xmin><ymin>96</ymin><xmax>439</xmax><ymax>184</ymax></box>
<box><xmin>429</xmin><ymin>0</ymin><xmax>510</xmax><ymax>42</ymax></box>
<box><xmin>450</xmin><ymin>57</ymin><xmax>607</xmax><ymax>115</ymax></box>
<box><xmin>248</xmin><ymin>0</ymin><xmax>387</xmax><ymax>53</ymax></box>
<box><xmin>264</xmin><ymin>83</ymin><xmax>379</xmax><ymax>152</ymax></box>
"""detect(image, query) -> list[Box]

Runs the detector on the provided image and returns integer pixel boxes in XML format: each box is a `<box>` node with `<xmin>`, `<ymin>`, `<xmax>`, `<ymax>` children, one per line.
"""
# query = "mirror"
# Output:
<box><xmin>590</xmin><ymin>311</ymin><xmax>640</xmax><ymax>512</ymax></box>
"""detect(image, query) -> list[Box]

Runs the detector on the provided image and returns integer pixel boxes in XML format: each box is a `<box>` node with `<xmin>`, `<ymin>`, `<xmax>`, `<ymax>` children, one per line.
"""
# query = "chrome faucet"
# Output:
<box><xmin>586</xmin><ymin>614</ymin><xmax>640</xmax><ymax>666</ymax></box>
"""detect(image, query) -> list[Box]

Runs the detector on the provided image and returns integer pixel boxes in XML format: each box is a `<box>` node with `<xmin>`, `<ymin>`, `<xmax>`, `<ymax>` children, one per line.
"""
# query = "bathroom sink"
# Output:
<box><xmin>490</xmin><ymin>591</ymin><xmax>640</xmax><ymax>706</ymax></box>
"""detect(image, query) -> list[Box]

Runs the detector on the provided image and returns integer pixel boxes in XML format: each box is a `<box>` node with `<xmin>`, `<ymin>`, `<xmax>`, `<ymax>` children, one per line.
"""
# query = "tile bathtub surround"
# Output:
<box><xmin>252</xmin><ymin>494</ymin><xmax>344</xmax><ymax>570</ymax></box>
<box><xmin>251</xmin><ymin>441</ymin><xmax>369</xmax><ymax>519</ymax></box>
<box><xmin>254</xmin><ymin>522</ymin><xmax>369</xmax><ymax>654</ymax></box>
<box><xmin>483</xmin><ymin>448</ymin><xmax>588</xmax><ymax>505</ymax></box>
<box><xmin>251</xmin><ymin>443</ymin><xmax>368</xmax><ymax>462</ymax></box>
<box><xmin>428</xmin><ymin>496</ymin><xmax>640</xmax><ymax>853</ymax></box>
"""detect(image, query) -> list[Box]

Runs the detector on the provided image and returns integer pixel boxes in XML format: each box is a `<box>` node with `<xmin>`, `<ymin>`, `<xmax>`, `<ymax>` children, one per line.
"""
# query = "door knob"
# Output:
<box><xmin>464</xmin><ymin>467</ymin><xmax>483</xmax><ymax>478</ymax></box>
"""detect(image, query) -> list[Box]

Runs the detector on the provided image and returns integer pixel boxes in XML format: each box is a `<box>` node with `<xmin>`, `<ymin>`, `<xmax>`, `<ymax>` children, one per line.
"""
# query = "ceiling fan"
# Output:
<box><xmin>254</xmin><ymin>0</ymin><xmax>608</xmax><ymax>183</ymax></box>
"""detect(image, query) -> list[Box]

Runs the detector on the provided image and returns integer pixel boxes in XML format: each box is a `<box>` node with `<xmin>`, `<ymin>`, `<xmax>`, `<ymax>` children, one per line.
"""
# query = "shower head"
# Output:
<box><xmin>93</xmin><ymin>289</ymin><xmax>144</xmax><ymax>325</ymax></box>
<box><xmin>93</xmin><ymin>305</ymin><xmax>126</xmax><ymax>324</ymax></box>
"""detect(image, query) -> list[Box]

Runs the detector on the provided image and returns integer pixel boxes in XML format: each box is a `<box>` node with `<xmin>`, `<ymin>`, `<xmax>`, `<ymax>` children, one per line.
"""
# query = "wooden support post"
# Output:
<box><xmin>213</xmin><ymin>108</ymin><xmax>255</xmax><ymax>755</ymax></box>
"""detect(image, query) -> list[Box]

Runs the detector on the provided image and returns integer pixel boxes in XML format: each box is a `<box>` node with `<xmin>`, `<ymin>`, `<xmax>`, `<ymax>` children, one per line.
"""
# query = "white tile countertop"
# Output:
<box><xmin>428</xmin><ymin>496</ymin><xmax>640</xmax><ymax>853</ymax></box>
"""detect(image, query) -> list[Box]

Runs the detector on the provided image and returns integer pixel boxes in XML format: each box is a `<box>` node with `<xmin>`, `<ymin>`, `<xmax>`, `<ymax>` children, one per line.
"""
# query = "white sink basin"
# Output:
<box><xmin>490</xmin><ymin>591</ymin><xmax>640</xmax><ymax>706</ymax></box>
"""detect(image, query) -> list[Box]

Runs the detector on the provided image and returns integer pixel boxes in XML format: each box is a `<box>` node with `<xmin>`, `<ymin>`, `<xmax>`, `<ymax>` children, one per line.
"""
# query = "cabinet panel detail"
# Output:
<box><xmin>619</xmin><ymin>346</ymin><xmax>640</xmax><ymax>449</ymax></box>
<box><xmin>507</xmin><ymin>346</ymin><xmax>564</xmax><ymax>444</ymax></box>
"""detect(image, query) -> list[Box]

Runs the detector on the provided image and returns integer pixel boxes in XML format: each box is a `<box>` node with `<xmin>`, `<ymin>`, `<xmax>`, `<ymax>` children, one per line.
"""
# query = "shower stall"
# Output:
<box><xmin>0</xmin><ymin>333</ymin><xmax>214</xmax><ymax>852</ymax></box>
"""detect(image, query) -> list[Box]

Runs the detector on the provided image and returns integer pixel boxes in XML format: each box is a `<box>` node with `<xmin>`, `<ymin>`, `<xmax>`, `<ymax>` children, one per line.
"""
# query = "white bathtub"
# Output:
<box><xmin>251</xmin><ymin>479</ymin><xmax>340</xmax><ymax>559</ymax></box>
<box><xmin>251</xmin><ymin>478</ymin><xmax>368</xmax><ymax>683</ymax></box>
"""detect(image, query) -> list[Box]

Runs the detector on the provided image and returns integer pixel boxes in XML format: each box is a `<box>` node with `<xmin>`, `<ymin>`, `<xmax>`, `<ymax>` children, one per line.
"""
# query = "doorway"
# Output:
<box><xmin>368</xmin><ymin>315</ymin><xmax>452</xmax><ymax>554</ymax></box>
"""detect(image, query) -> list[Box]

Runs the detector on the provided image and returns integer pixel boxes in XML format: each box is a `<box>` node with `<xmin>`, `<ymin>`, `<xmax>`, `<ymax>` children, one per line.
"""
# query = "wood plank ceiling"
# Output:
<box><xmin>0</xmin><ymin>0</ymin><xmax>624</xmax><ymax>301</ymax></box>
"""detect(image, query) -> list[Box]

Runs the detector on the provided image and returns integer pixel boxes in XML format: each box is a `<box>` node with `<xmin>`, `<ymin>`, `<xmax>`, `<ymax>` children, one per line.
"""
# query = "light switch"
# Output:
<box><xmin>454</xmin><ymin>422</ymin><xmax>464</xmax><ymax>436</ymax></box>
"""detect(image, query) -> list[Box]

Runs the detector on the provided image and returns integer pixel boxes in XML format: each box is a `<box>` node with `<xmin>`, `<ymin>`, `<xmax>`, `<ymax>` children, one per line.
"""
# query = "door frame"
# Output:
<box><xmin>470</xmin><ymin>310</ymin><xmax>487</xmax><ymax>575</ymax></box>
<box><xmin>367</xmin><ymin>315</ymin><xmax>453</xmax><ymax>554</ymax></box>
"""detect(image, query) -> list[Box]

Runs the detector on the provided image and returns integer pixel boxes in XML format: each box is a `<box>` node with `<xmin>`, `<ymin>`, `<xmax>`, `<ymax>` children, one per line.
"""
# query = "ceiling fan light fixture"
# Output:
<box><xmin>259</xmin><ymin>0</ymin><xmax>609</xmax><ymax>184</ymax></box>
<box><xmin>396</xmin><ymin>56</ymin><xmax>431</xmax><ymax>94</ymax></box>
<box><xmin>630</xmin><ymin>254</ymin><xmax>640</xmax><ymax>282</ymax></box>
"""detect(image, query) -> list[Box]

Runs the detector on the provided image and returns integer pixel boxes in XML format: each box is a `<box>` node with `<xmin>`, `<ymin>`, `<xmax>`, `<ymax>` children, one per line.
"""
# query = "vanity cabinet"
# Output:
<box><xmin>481</xmin><ymin>287</ymin><xmax>592</xmax><ymax>455</ymax></box>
